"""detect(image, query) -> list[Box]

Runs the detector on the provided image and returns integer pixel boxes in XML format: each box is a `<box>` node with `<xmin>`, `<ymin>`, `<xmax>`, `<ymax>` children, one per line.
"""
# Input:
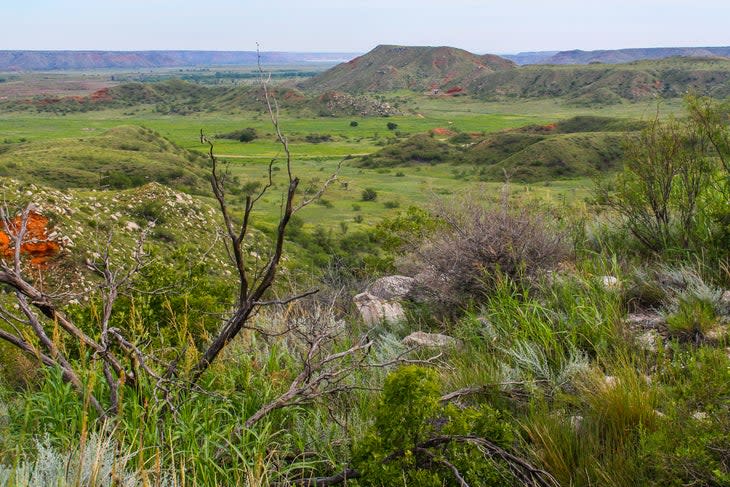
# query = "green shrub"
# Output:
<box><xmin>133</xmin><ymin>199</ymin><xmax>167</xmax><ymax>224</ymax></box>
<box><xmin>594</xmin><ymin>96</ymin><xmax>729</xmax><ymax>261</ymax></box>
<box><xmin>450</xmin><ymin>132</ymin><xmax>472</xmax><ymax>144</ymax></box>
<box><xmin>361</xmin><ymin>188</ymin><xmax>377</xmax><ymax>201</ymax></box>
<box><xmin>352</xmin><ymin>366</ymin><xmax>514</xmax><ymax>486</ymax></box>
<box><xmin>666</xmin><ymin>296</ymin><xmax>717</xmax><ymax>342</ymax></box>
<box><xmin>218</xmin><ymin>127</ymin><xmax>257</xmax><ymax>142</ymax></box>
<box><xmin>305</xmin><ymin>133</ymin><xmax>332</xmax><ymax>143</ymax></box>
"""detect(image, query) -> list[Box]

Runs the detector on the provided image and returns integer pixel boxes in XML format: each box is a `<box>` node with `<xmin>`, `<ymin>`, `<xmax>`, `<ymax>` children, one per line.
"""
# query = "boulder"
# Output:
<box><xmin>368</xmin><ymin>275</ymin><xmax>415</xmax><ymax>301</ymax></box>
<box><xmin>353</xmin><ymin>275</ymin><xmax>415</xmax><ymax>325</ymax></box>
<box><xmin>125</xmin><ymin>221</ymin><xmax>141</xmax><ymax>232</ymax></box>
<box><xmin>691</xmin><ymin>411</ymin><xmax>709</xmax><ymax>422</ymax></box>
<box><xmin>353</xmin><ymin>292</ymin><xmax>406</xmax><ymax>326</ymax></box>
<box><xmin>402</xmin><ymin>331</ymin><xmax>458</xmax><ymax>349</ymax></box>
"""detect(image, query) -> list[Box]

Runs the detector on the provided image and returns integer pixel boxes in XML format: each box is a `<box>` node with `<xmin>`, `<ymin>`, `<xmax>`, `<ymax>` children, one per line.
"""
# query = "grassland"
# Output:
<box><xmin>1</xmin><ymin>70</ymin><xmax>729</xmax><ymax>487</ymax></box>
<box><xmin>0</xmin><ymin>95</ymin><xmax>613</xmax><ymax>230</ymax></box>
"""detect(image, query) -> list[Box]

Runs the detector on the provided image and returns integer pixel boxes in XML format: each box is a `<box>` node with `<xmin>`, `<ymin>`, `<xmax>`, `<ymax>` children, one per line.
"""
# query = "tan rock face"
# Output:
<box><xmin>402</xmin><ymin>331</ymin><xmax>458</xmax><ymax>349</ymax></box>
<box><xmin>353</xmin><ymin>292</ymin><xmax>406</xmax><ymax>326</ymax></box>
<box><xmin>367</xmin><ymin>275</ymin><xmax>415</xmax><ymax>301</ymax></box>
<box><xmin>352</xmin><ymin>275</ymin><xmax>416</xmax><ymax>325</ymax></box>
<box><xmin>0</xmin><ymin>211</ymin><xmax>60</xmax><ymax>266</ymax></box>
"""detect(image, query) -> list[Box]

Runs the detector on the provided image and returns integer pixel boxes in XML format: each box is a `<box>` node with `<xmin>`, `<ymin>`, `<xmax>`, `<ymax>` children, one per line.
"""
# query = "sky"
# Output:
<box><xmin>2</xmin><ymin>0</ymin><xmax>729</xmax><ymax>54</ymax></box>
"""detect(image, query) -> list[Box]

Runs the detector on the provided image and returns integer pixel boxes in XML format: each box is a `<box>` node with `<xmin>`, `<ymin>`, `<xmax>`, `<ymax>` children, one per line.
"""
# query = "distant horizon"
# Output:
<box><xmin>3</xmin><ymin>43</ymin><xmax>730</xmax><ymax>57</ymax></box>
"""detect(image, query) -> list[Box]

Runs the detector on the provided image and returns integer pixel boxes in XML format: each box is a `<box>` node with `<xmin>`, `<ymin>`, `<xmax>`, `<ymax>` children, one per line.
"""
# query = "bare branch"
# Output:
<box><xmin>286</xmin><ymin>469</ymin><xmax>360</xmax><ymax>486</ymax></box>
<box><xmin>254</xmin><ymin>288</ymin><xmax>319</xmax><ymax>306</ymax></box>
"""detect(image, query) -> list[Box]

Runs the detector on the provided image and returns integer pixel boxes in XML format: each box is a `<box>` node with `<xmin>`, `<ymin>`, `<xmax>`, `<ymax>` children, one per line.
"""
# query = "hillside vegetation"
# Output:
<box><xmin>470</xmin><ymin>57</ymin><xmax>730</xmax><ymax>103</ymax></box>
<box><xmin>0</xmin><ymin>97</ymin><xmax>728</xmax><ymax>486</ymax></box>
<box><xmin>0</xmin><ymin>125</ymin><xmax>210</xmax><ymax>192</ymax></box>
<box><xmin>1</xmin><ymin>46</ymin><xmax>729</xmax><ymax>486</ymax></box>
<box><xmin>542</xmin><ymin>46</ymin><xmax>730</xmax><ymax>64</ymax></box>
<box><xmin>303</xmin><ymin>46</ymin><xmax>730</xmax><ymax>104</ymax></box>
<box><xmin>298</xmin><ymin>44</ymin><xmax>516</xmax><ymax>93</ymax></box>
<box><xmin>1</xmin><ymin>79</ymin><xmax>398</xmax><ymax>117</ymax></box>
<box><xmin>359</xmin><ymin>116</ymin><xmax>639</xmax><ymax>181</ymax></box>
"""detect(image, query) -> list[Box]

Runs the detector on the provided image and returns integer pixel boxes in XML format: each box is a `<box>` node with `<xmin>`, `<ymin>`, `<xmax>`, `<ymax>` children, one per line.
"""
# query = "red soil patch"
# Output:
<box><xmin>433</xmin><ymin>57</ymin><xmax>448</xmax><ymax>69</ymax></box>
<box><xmin>282</xmin><ymin>90</ymin><xmax>305</xmax><ymax>101</ymax></box>
<box><xmin>90</xmin><ymin>88</ymin><xmax>112</xmax><ymax>102</ymax></box>
<box><xmin>431</xmin><ymin>127</ymin><xmax>456</xmax><ymax>136</ymax></box>
<box><xmin>0</xmin><ymin>212</ymin><xmax>60</xmax><ymax>266</ymax></box>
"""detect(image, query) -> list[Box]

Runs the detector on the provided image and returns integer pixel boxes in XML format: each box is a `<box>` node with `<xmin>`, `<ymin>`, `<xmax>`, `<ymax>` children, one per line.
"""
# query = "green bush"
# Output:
<box><xmin>450</xmin><ymin>132</ymin><xmax>472</xmax><ymax>144</ymax></box>
<box><xmin>361</xmin><ymin>188</ymin><xmax>377</xmax><ymax>201</ymax></box>
<box><xmin>133</xmin><ymin>199</ymin><xmax>167</xmax><ymax>224</ymax></box>
<box><xmin>666</xmin><ymin>296</ymin><xmax>717</xmax><ymax>342</ymax></box>
<box><xmin>352</xmin><ymin>366</ymin><xmax>514</xmax><ymax>486</ymax></box>
<box><xmin>218</xmin><ymin>127</ymin><xmax>257</xmax><ymax>142</ymax></box>
<box><xmin>304</xmin><ymin>133</ymin><xmax>333</xmax><ymax>143</ymax></box>
<box><xmin>595</xmin><ymin>96</ymin><xmax>729</xmax><ymax>262</ymax></box>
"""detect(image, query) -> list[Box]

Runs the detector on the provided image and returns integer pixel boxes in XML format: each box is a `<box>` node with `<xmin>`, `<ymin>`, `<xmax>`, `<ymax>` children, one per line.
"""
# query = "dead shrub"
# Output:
<box><xmin>400</xmin><ymin>195</ymin><xmax>568</xmax><ymax>307</ymax></box>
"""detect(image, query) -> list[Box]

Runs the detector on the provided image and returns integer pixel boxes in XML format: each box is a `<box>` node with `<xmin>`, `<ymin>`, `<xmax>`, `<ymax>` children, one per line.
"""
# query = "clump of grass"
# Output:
<box><xmin>0</xmin><ymin>426</ymin><xmax>152</xmax><ymax>487</ymax></box>
<box><xmin>665</xmin><ymin>296</ymin><xmax>717</xmax><ymax>342</ymax></box>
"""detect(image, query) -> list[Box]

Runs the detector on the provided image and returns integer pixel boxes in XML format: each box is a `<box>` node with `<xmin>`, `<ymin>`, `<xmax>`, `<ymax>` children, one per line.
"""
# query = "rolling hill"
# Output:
<box><xmin>503</xmin><ymin>46</ymin><xmax>730</xmax><ymax>65</ymax></box>
<box><xmin>298</xmin><ymin>44</ymin><xmax>516</xmax><ymax>93</ymax></box>
<box><xmin>1</xmin><ymin>79</ymin><xmax>399</xmax><ymax>116</ymax></box>
<box><xmin>0</xmin><ymin>125</ymin><xmax>211</xmax><ymax>192</ymax></box>
<box><xmin>302</xmin><ymin>45</ymin><xmax>730</xmax><ymax>104</ymax></box>
<box><xmin>469</xmin><ymin>57</ymin><xmax>730</xmax><ymax>103</ymax></box>
<box><xmin>358</xmin><ymin>116</ymin><xmax>640</xmax><ymax>181</ymax></box>
<box><xmin>542</xmin><ymin>46</ymin><xmax>730</xmax><ymax>65</ymax></box>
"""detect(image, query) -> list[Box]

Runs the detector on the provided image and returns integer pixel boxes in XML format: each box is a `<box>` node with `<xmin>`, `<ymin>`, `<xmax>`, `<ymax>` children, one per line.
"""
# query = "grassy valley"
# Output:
<box><xmin>0</xmin><ymin>45</ymin><xmax>729</xmax><ymax>487</ymax></box>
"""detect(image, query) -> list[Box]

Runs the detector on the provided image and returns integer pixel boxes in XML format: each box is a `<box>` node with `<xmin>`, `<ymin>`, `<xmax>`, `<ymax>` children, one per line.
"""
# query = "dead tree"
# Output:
<box><xmin>189</xmin><ymin>54</ymin><xmax>340</xmax><ymax>383</ymax></box>
<box><xmin>0</xmin><ymin>205</ymin><xmax>169</xmax><ymax>417</ymax></box>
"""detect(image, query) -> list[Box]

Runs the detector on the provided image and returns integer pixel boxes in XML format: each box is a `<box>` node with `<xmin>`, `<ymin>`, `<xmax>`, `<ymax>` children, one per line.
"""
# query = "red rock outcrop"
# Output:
<box><xmin>0</xmin><ymin>212</ymin><xmax>60</xmax><ymax>266</ymax></box>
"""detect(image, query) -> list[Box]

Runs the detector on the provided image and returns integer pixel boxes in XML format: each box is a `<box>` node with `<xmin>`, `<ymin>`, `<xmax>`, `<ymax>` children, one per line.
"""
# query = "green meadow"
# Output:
<box><xmin>0</xmin><ymin>96</ymin><xmax>599</xmax><ymax>230</ymax></box>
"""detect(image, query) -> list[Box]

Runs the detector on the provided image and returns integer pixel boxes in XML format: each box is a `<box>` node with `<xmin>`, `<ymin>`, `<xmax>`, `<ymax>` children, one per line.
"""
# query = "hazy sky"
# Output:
<box><xmin>2</xmin><ymin>0</ymin><xmax>729</xmax><ymax>54</ymax></box>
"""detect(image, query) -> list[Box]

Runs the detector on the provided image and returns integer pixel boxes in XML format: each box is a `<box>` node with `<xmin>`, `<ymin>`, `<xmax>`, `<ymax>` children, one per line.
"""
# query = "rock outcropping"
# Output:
<box><xmin>0</xmin><ymin>209</ymin><xmax>61</xmax><ymax>266</ymax></box>
<box><xmin>402</xmin><ymin>331</ymin><xmax>459</xmax><ymax>349</ymax></box>
<box><xmin>353</xmin><ymin>275</ymin><xmax>415</xmax><ymax>325</ymax></box>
